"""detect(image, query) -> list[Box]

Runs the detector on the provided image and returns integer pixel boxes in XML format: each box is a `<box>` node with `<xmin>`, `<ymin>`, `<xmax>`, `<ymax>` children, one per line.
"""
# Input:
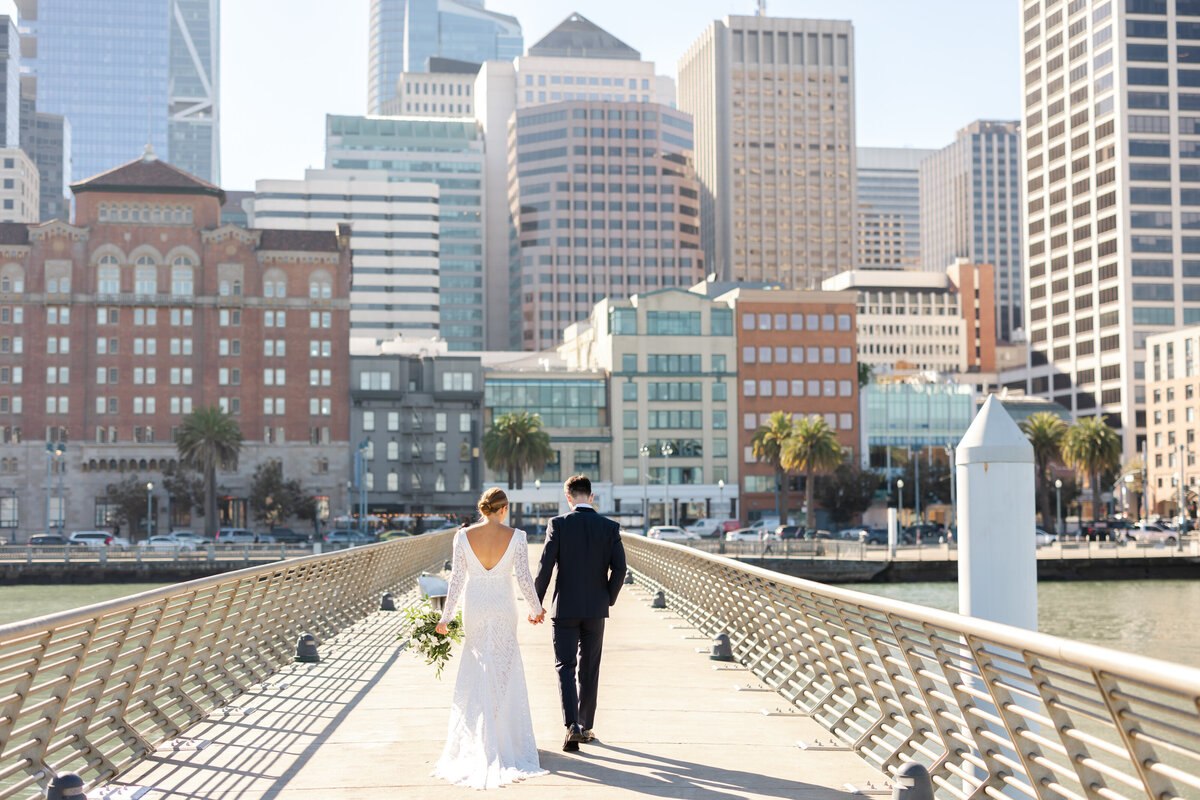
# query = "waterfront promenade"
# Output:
<box><xmin>102</xmin><ymin>577</ymin><xmax>870</xmax><ymax>799</ymax></box>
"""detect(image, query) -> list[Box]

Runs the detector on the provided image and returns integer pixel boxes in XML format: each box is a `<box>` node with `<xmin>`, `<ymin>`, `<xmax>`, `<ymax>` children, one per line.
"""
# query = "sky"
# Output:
<box><xmin>220</xmin><ymin>0</ymin><xmax>1019</xmax><ymax>190</ymax></box>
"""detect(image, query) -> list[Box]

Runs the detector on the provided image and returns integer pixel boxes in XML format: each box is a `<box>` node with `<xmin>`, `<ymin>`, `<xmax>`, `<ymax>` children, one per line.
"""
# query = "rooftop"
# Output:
<box><xmin>526</xmin><ymin>12</ymin><xmax>640</xmax><ymax>61</ymax></box>
<box><xmin>71</xmin><ymin>145</ymin><xmax>226</xmax><ymax>204</ymax></box>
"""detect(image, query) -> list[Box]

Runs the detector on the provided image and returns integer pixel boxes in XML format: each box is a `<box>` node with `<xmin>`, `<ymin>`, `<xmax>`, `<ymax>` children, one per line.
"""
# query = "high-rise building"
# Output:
<box><xmin>0</xmin><ymin>150</ymin><xmax>352</xmax><ymax>535</ymax></box>
<box><xmin>246</xmin><ymin>169</ymin><xmax>441</xmax><ymax>345</ymax></box>
<box><xmin>678</xmin><ymin>16</ymin><xmax>857</xmax><ymax>289</ymax></box>
<box><xmin>367</xmin><ymin>0</ymin><xmax>522</xmax><ymax>115</ymax></box>
<box><xmin>0</xmin><ymin>147</ymin><xmax>37</xmax><ymax>221</ymax></box>
<box><xmin>381</xmin><ymin>57</ymin><xmax>480</xmax><ymax>117</ymax></box>
<box><xmin>1144</xmin><ymin>326</ymin><xmax>1200</xmax><ymax>518</ymax></box>
<box><xmin>1018</xmin><ymin>0</ymin><xmax>1200</xmax><ymax>458</ymax></box>
<box><xmin>167</xmin><ymin>0</ymin><xmax>220</xmax><ymax>184</ymax></box>
<box><xmin>857</xmin><ymin>146</ymin><xmax>932</xmax><ymax>270</ymax></box>
<box><xmin>325</xmin><ymin>115</ymin><xmax>486</xmax><ymax>351</ymax></box>
<box><xmin>25</xmin><ymin>113</ymin><xmax>69</xmax><ymax>222</ymax></box>
<box><xmin>24</xmin><ymin>0</ymin><xmax>219</xmax><ymax>184</ymax></box>
<box><xmin>919</xmin><ymin>120</ymin><xmax>1021</xmax><ymax>342</ymax></box>
<box><xmin>508</xmin><ymin>99</ymin><xmax>703</xmax><ymax>350</ymax></box>
<box><xmin>0</xmin><ymin>5</ymin><xmax>19</xmax><ymax>150</ymax></box>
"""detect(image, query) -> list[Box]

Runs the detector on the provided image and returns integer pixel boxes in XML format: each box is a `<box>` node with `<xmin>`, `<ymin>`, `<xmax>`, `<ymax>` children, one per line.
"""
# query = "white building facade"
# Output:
<box><xmin>246</xmin><ymin>170</ymin><xmax>441</xmax><ymax>343</ymax></box>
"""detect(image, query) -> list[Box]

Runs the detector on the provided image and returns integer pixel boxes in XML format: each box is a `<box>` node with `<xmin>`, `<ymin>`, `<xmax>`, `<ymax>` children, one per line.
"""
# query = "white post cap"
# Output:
<box><xmin>956</xmin><ymin>395</ymin><xmax>1033</xmax><ymax>466</ymax></box>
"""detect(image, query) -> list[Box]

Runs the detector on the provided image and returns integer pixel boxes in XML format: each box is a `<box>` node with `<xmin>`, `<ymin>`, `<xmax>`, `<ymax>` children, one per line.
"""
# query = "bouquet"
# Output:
<box><xmin>400</xmin><ymin>601</ymin><xmax>463</xmax><ymax>678</ymax></box>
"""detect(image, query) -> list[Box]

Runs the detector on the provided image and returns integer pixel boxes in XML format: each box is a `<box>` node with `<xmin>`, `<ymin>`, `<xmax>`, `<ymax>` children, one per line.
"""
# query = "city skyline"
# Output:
<box><xmin>219</xmin><ymin>0</ymin><xmax>1019</xmax><ymax>192</ymax></box>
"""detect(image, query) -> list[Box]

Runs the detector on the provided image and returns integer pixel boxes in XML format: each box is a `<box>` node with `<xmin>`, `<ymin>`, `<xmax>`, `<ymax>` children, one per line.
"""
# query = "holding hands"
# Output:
<box><xmin>528</xmin><ymin>610</ymin><xmax>546</xmax><ymax>625</ymax></box>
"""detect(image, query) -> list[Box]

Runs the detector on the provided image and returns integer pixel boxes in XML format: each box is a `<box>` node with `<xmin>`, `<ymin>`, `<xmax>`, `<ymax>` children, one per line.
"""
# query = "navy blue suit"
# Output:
<box><xmin>534</xmin><ymin>505</ymin><xmax>626</xmax><ymax>730</ymax></box>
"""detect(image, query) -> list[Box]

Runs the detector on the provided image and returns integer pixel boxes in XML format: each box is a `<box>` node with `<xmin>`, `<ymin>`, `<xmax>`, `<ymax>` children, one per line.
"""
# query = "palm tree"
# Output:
<box><xmin>1018</xmin><ymin>412</ymin><xmax>1068</xmax><ymax>531</ymax></box>
<box><xmin>1061</xmin><ymin>415</ymin><xmax>1122</xmax><ymax>524</ymax></box>
<box><xmin>176</xmin><ymin>406</ymin><xmax>243</xmax><ymax>540</ymax></box>
<box><xmin>750</xmin><ymin>412</ymin><xmax>796</xmax><ymax>525</ymax></box>
<box><xmin>482</xmin><ymin>411</ymin><xmax>553</xmax><ymax>527</ymax></box>
<box><xmin>781</xmin><ymin>415</ymin><xmax>844</xmax><ymax>532</ymax></box>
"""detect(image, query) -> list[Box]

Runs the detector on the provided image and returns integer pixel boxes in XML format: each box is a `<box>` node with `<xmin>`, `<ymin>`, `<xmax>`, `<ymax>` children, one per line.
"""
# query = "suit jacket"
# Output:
<box><xmin>534</xmin><ymin>506</ymin><xmax>627</xmax><ymax>619</ymax></box>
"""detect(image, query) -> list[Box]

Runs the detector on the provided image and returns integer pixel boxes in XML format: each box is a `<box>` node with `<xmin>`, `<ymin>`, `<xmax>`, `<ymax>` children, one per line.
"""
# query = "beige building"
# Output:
<box><xmin>678</xmin><ymin>15</ymin><xmax>856</xmax><ymax>289</ymax></box>
<box><xmin>0</xmin><ymin>148</ymin><xmax>38</xmax><ymax>223</ymax></box>
<box><xmin>560</xmin><ymin>287</ymin><xmax>738</xmax><ymax>525</ymax></box>
<box><xmin>381</xmin><ymin>58</ymin><xmax>481</xmax><ymax>117</ymax></box>
<box><xmin>1145</xmin><ymin>327</ymin><xmax>1200</xmax><ymax>518</ymax></box>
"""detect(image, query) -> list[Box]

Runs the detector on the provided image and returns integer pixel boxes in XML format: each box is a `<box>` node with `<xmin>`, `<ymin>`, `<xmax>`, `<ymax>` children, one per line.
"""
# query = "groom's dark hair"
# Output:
<box><xmin>564</xmin><ymin>474</ymin><xmax>591</xmax><ymax>498</ymax></box>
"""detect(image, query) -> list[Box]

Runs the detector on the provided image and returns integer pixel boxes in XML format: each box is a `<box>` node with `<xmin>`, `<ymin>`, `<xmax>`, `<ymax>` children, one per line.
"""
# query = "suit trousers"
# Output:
<box><xmin>551</xmin><ymin>616</ymin><xmax>605</xmax><ymax>729</ymax></box>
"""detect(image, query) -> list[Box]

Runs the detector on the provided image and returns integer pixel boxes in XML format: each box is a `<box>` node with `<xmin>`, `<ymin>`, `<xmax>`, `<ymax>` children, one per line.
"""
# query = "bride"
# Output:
<box><xmin>432</xmin><ymin>487</ymin><xmax>548</xmax><ymax>789</ymax></box>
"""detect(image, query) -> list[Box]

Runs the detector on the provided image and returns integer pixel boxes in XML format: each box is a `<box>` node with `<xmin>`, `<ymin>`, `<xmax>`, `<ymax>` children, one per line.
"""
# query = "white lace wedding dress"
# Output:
<box><xmin>432</xmin><ymin>528</ymin><xmax>547</xmax><ymax>789</ymax></box>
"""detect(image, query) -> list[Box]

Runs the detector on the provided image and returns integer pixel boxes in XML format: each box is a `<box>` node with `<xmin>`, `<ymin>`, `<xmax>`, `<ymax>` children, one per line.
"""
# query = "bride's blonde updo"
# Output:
<box><xmin>477</xmin><ymin>487</ymin><xmax>508</xmax><ymax>517</ymax></box>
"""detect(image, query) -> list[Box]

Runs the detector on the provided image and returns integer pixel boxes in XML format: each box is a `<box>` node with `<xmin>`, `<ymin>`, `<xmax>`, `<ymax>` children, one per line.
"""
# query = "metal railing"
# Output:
<box><xmin>0</xmin><ymin>530</ymin><xmax>454</xmax><ymax>800</ymax></box>
<box><xmin>685</xmin><ymin>537</ymin><xmax>1200</xmax><ymax>562</ymax></box>
<box><xmin>625</xmin><ymin>535</ymin><xmax>1200</xmax><ymax>800</ymax></box>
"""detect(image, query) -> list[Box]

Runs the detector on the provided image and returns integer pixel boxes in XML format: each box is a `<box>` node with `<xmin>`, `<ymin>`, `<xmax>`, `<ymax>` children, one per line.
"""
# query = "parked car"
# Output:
<box><xmin>725</xmin><ymin>527</ymin><xmax>775</xmax><ymax>542</ymax></box>
<box><xmin>685</xmin><ymin>519</ymin><xmax>736</xmax><ymax>538</ymax></box>
<box><xmin>378</xmin><ymin>529</ymin><xmax>416</xmax><ymax>541</ymax></box>
<box><xmin>748</xmin><ymin>517</ymin><xmax>781</xmax><ymax>531</ymax></box>
<box><xmin>28</xmin><ymin>534</ymin><xmax>68</xmax><ymax>546</ymax></box>
<box><xmin>1126</xmin><ymin>523</ymin><xmax>1178</xmax><ymax>545</ymax></box>
<box><xmin>861</xmin><ymin>527</ymin><xmax>890</xmax><ymax>545</ymax></box>
<box><xmin>140</xmin><ymin>535</ymin><xmax>198</xmax><ymax>552</ymax></box>
<box><xmin>215</xmin><ymin>528</ymin><xmax>261</xmax><ymax>545</ymax></box>
<box><xmin>1035</xmin><ymin>527</ymin><xmax>1057</xmax><ymax>546</ymax></box>
<box><xmin>324</xmin><ymin>529</ymin><xmax>374</xmax><ymax>546</ymax></box>
<box><xmin>647</xmin><ymin>525</ymin><xmax>699</xmax><ymax>541</ymax></box>
<box><xmin>906</xmin><ymin>523</ymin><xmax>944</xmax><ymax>542</ymax></box>
<box><xmin>68</xmin><ymin>530</ymin><xmax>130</xmax><ymax>548</ymax></box>
<box><xmin>775</xmin><ymin>525</ymin><xmax>805</xmax><ymax>539</ymax></box>
<box><xmin>268</xmin><ymin>527</ymin><xmax>310</xmax><ymax>544</ymax></box>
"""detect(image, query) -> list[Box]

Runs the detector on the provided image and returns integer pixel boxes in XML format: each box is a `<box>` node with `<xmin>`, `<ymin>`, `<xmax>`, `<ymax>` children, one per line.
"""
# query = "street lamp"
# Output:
<box><xmin>640</xmin><ymin>444</ymin><xmax>651</xmax><ymax>528</ymax></box>
<box><xmin>662</xmin><ymin>441</ymin><xmax>676</xmax><ymax>527</ymax></box>
<box><xmin>896</xmin><ymin>478</ymin><xmax>905</xmax><ymax>528</ymax></box>
<box><xmin>44</xmin><ymin>442</ymin><xmax>66</xmax><ymax>535</ymax></box>
<box><xmin>145</xmin><ymin>482</ymin><xmax>154</xmax><ymax>538</ymax></box>
<box><xmin>1055</xmin><ymin>478</ymin><xmax>1063</xmax><ymax>537</ymax></box>
<box><xmin>1124</xmin><ymin>473</ymin><xmax>1135</xmax><ymax>519</ymax></box>
<box><xmin>718</xmin><ymin>478</ymin><xmax>725</xmax><ymax>519</ymax></box>
<box><xmin>943</xmin><ymin>442</ymin><xmax>956</xmax><ymax>532</ymax></box>
<box><xmin>534</xmin><ymin>479</ymin><xmax>542</xmax><ymax>533</ymax></box>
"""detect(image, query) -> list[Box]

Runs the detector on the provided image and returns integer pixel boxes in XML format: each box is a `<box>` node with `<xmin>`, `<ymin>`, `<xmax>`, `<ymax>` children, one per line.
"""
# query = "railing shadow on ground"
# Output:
<box><xmin>0</xmin><ymin>531</ymin><xmax>454</xmax><ymax>800</ymax></box>
<box><xmin>624</xmin><ymin>535</ymin><xmax>1200</xmax><ymax>800</ymax></box>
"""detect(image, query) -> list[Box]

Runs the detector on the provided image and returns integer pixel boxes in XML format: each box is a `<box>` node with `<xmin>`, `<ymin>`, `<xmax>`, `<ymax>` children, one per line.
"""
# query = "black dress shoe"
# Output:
<box><xmin>563</xmin><ymin>723</ymin><xmax>583</xmax><ymax>751</ymax></box>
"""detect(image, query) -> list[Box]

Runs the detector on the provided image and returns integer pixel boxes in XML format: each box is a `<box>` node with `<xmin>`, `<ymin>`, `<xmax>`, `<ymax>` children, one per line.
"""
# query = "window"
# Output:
<box><xmin>436</xmin><ymin>412</ymin><xmax>447</xmax><ymax>432</ymax></box>
<box><xmin>170</xmin><ymin>256</ymin><xmax>194</xmax><ymax>296</ymax></box>
<box><xmin>442</xmin><ymin>372</ymin><xmax>474</xmax><ymax>391</ymax></box>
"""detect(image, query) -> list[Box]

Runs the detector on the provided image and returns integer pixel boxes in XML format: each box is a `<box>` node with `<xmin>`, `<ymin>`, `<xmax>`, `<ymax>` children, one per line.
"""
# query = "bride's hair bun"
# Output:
<box><xmin>477</xmin><ymin>488</ymin><xmax>508</xmax><ymax>516</ymax></box>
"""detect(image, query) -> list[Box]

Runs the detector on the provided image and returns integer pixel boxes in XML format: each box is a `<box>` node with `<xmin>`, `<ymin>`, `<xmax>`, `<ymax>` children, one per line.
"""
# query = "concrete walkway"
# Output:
<box><xmin>108</xmin><ymin>576</ymin><xmax>879</xmax><ymax>799</ymax></box>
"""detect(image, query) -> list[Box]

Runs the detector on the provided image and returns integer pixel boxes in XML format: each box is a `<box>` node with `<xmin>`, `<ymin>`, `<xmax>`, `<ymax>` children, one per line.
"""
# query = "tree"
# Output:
<box><xmin>161</xmin><ymin>462</ymin><xmax>205</xmax><ymax>529</ymax></box>
<box><xmin>482</xmin><ymin>411</ymin><xmax>553</xmax><ymax>527</ymax></box>
<box><xmin>895</xmin><ymin>454</ymin><xmax>952</xmax><ymax>518</ymax></box>
<box><xmin>176</xmin><ymin>406</ymin><xmax>243</xmax><ymax>540</ymax></box>
<box><xmin>750</xmin><ymin>411</ymin><xmax>797</xmax><ymax>525</ymax></box>
<box><xmin>248</xmin><ymin>460</ymin><xmax>307</xmax><ymax>529</ymax></box>
<box><xmin>782</xmin><ymin>415</ymin><xmax>844</xmax><ymax>531</ymax></box>
<box><xmin>1019</xmin><ymin>412</ymin><xmax>1068</xmax><ymax>530</ymax></box>
<box><xmin>814</xmin><ymin>462</ymin><xmax>882</xmax><ymax>525</ymax></box>
<box><xmin>1061</xmin><ymin>415</ymin><xmax>1122</xmax><ymax>524</ymax></box>
<box><xmin>857</xmin><ymin>362</ymin><xmax>873</xmax><ymax>388</ymax></box>
<box><xmin>103</xmin><ymin>475</ymin><xmax>152</xmax><ymax>541</ymax></box>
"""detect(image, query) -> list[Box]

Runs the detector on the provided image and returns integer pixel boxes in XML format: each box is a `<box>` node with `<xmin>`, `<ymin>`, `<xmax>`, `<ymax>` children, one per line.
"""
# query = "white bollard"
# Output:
<box><xmin>887</xmin><ymin>507</ymin><xmax>898</xmax><ymax>560</ymax></box>
<box><xmin>955</xmin><ymin>395</ymin><xmax>1038</xmax><ymax>631</ymax></box>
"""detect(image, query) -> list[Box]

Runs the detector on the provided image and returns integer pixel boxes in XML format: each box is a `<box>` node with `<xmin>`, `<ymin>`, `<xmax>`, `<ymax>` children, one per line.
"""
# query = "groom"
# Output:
<box><xmin>533</xmin><ymin>474</ymin><xmax>627</xmax><ymax>752</ymax></box>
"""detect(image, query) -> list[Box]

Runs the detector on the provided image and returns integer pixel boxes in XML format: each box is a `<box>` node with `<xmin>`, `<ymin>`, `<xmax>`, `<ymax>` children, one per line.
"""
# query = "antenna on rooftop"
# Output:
<box><xmin>757</xmin><ymin>0</ymin><xmax>767</xmax><ymax>16</ymax></box>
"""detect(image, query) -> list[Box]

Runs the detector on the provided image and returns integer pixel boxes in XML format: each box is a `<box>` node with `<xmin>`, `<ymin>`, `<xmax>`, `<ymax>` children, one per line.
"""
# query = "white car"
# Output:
<box><xmin>747</xmin><ymin>517</ymin><xmax>781</xmax><ymax>531</ymax></box>
<box><xmin>1127</xmin><ymin>523</ymin><xmax>1178</xmax><ymax>544</ymax></box>
<box><xmin>68</xmin><ymin>530</ymin><xmax>131</xmax><ymax>548</ymax></box>
<box><xmin>725</xmin><ymin>527</ymin><xmax>776</xmax><ymax>542</ymax></box>
<box><xmin>1035</xmin><ymin>528</ymin><xmax>1057</xmax><ymax>545</ymax></box>
<box><xmin>647</xmin><ymin>526</ymin><xmax>699</xmax><ymax>541</ymax></box>
<box><xmin>139</xmin><ymin>535</ymin><xmax>198</xmax><ymax>552</ymax></box>
<box><xmin>685</xmin><ymin>519</ymin><xmax>736</xmax><ymax>538</ymax></box>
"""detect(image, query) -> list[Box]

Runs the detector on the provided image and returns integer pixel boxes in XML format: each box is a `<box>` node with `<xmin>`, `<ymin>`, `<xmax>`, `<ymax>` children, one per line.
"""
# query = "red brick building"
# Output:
<box><xmin>721</xmin><ymin>287</ymin><xmax>859</xmax><ymax>527</ymax></box>
<box><xmin>0</xmin><ymin>150</ymin><xmax>352</xmax><ymax>537</ymax></box>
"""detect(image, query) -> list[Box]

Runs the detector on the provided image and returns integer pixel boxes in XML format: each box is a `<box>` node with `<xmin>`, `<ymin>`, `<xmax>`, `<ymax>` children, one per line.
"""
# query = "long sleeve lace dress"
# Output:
<box><xmin>432</xmin><ymin>528</ymin><xmax>547</xmax><ymax>789</ymax></box>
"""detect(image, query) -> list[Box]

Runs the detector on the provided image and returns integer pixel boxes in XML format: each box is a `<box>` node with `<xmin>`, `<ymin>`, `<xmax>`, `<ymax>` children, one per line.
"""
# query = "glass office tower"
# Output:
<box><xmin>368</xmin><ymin>0</ymin><xmax>522</xmax><ymax>114</ymax></box>
<box><xmin>28</xmin><ymin>0</ymin><xmax>218</xmax><ymax>183</ymax></box>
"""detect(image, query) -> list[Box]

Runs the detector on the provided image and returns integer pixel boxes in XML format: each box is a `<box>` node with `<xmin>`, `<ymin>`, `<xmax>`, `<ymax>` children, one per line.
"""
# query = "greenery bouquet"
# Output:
<box><xmin>399</xmin><ymin>601</ymin><xmax>463</xmax><ymax>678</ymax></box>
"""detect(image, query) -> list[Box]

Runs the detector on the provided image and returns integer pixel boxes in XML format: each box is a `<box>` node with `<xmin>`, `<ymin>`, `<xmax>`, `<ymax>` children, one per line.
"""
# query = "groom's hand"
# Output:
<box><xmin>528</xmin><ymin>610</ymin><xmax>546</xmax><ymax>625</ymax></box>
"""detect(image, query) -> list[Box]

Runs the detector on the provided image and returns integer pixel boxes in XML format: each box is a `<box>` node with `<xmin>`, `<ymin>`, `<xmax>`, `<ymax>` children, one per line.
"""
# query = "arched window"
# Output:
<box><xmin>387</xmin><ymin>471</ymin><xmax>398</xmax><ymax>491</ymax></box>
<box><xmin>134</xmin><ymin>255</ymin><xmax>156</xmax><ymax>295</ymax></box>
<box><xmin>460</xmin><ymin>472</ymin><xmax>471</xmax><ymax>492</ymax></box>
<box><xmin>435</xmin><ymin>441</ymin><xmax>447</xmax><ymax>461</ymax></box>
<box><xmin>308</xmin><ymin>269</ymin><xmax>333</xmax><ymax>300</ymax></box>
<box><xmin>435</xmin><ymin>471</ymin><xmax>446</xmax><ymax>492</ymax></box>
<box><xmin>387</xmin><ymin>441</ymin><xmax>399</xmax><ymax>460</ymax></box>
<box><xmin>171</xmin><ymin>255</ymin><xmax>194</xmax><ymax>296</ymax></box>
<box><xmin>410</xmin><ymin>472</ymin><xmax>421</xmax><ymax>490</ymax></box>
<box><xmin>97</xmin><ymin>254</ymin><xmax>120</xmax><ymax>294</ymax></box>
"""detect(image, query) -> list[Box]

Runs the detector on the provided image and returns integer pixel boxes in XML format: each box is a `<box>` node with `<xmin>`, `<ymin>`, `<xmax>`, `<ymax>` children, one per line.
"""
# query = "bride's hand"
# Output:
<box><xmin>435</xmin><ymin>622</ymin><xmax>449</xmax><ymax>636</ymax></box>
